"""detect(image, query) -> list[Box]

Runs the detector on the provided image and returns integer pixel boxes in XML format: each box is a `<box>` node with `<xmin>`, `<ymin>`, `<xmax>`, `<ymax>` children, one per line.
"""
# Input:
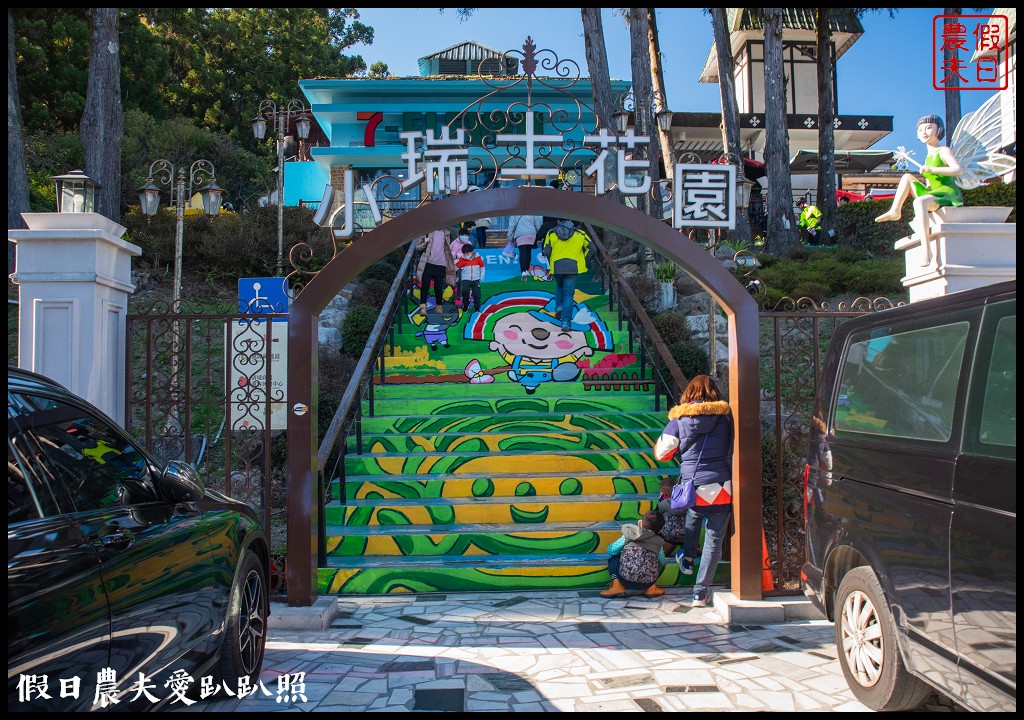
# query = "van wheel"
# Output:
<box><xmin>218</xmin><ymin>550</ymin><xmax>268</xmax><ymax>687</ymax></box>
<box><xmin>834</xmin><ymin>567</ymin><xmax>932</xmax><ymax>711</ymax></box>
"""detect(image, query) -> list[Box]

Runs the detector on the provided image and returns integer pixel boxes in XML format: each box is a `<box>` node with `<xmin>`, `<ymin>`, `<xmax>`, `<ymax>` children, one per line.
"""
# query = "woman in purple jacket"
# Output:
<box><xmin>654</xmin><ymin>374</ymin><xmax>733</xmax><ymax>607</ymax></box>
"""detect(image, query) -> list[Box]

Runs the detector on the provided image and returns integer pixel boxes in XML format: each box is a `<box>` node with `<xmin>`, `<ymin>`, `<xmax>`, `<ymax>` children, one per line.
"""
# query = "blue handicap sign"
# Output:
<box><xmin>239</xmin><ymin>277</ymin><xmax>290</xmax><ymax>318</ymax></box>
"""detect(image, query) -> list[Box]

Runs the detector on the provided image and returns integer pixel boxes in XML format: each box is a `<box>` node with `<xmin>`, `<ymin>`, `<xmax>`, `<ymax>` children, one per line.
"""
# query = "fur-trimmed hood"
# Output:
<box><xmin>668</xmin><ymin>400</ymin><xmax>731</xmax><ymax>420</ymax></box>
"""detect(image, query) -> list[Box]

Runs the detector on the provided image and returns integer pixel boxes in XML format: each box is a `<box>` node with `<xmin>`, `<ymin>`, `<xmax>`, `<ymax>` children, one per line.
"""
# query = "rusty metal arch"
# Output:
<box><xmin>286</xmin><ymin>186</ymin><xmax>761</xmax><ymax>604</ymax></box>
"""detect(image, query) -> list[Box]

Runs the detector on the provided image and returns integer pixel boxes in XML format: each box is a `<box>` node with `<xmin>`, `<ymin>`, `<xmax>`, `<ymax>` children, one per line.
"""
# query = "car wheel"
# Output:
<box><xmin>834</xmin><ymin>566</ymin><xmax>932</xmax><ymax>711</ymax></box>
<box><xmin>218</xmin><ymin>550</ymin><xmax>268</xmax><ymax>687</ymax></box>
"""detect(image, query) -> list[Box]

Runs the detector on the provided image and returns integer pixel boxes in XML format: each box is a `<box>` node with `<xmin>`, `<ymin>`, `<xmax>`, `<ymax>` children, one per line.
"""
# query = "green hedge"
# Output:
<box><xmin>963</xmin><ymin>180</ymin><xmax>1016</xmax><ymax>222</ymax></box>
<box><xmin>834</xmin><ymin>199</ymin><xmax>909</xmax><ymax>255</ymax></box>
<box><xmin>749</xmin><ymin>248</ymin><xmax>905</xmax><ymax>306</ymax></box>
<box><xmin>835</xmin><ymin>181</ymin><xmax>1016</xmax><ymax>255</ymax></box>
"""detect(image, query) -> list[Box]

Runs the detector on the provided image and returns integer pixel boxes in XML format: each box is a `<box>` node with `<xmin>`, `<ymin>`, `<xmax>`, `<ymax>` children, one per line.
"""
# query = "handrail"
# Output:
<box><xmin>317</xmin><ymin>240</ymin><xmax>416</xmax><ymax>468</ymax></box>
<box><xmin>584</xmin><ymin>224</ymin><xmax>687</xmax><ymax>409</ymax></box>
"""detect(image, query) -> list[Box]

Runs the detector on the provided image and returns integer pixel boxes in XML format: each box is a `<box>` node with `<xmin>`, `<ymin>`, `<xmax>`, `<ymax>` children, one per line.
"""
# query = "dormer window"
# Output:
<box><xmin>420</xmin><ymin>41</ymin><xmax>519</xmax><ymax>78</ymax></box>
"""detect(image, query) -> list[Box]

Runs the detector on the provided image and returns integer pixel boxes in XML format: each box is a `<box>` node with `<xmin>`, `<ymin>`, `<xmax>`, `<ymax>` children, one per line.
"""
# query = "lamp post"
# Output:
<box><xmin>136</xmin><ymin>159</ymin><xmax>223</xmax><ymax>310</ymax></box>
<box><xmin>251</xmin><ymin>99</ymin><xmax>311</xmax><ymax>277</ymax></box>
<box><xmin>136</xmin><ymin>160</ymin><xmax>222</xmax><ymax>426</ymax></box>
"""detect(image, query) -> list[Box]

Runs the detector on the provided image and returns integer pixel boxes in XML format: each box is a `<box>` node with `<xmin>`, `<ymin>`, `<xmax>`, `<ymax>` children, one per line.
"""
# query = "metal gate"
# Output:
<box><xmin>125</xmin><ymin>300</ymin><xmax>287</xmax><ymax>592</ymax></box>
<box><xmin>758</xmin><ymin>297</ymin><xmax>902</xmax><ymax>593</ymax></box>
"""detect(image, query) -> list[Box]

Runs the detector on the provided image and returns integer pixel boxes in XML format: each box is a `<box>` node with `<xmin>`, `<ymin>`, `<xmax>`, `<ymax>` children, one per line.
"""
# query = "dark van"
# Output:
<box><xmin>803</xmin><ymin>280</ymin><xmax>1015</xmax><ymax>712</ymax></box>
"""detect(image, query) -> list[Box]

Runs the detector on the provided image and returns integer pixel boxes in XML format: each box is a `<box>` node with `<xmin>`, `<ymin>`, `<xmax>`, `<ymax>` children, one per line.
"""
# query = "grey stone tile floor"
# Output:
<box><xmin>178</xmin><ymin>587</ymin><xmax>966</xmax><ymax>712</ymax></box>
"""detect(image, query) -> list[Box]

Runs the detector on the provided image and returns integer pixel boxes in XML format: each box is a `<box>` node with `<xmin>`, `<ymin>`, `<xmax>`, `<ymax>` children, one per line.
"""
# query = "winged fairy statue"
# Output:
<box><xmin>875</xmin><ymin>93</ymin><xmax>1016</xmax><ymax>265</ymax></box>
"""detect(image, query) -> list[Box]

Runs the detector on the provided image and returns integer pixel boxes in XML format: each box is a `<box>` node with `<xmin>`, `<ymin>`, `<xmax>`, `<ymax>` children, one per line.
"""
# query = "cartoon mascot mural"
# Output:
<box><xmin>463</xmin><ymin>291</ymin><xmax>613</xmax><ymax>394</ymax></box>
<box><xmin>408</xmin><ymin>293</ymin><xmax>462</xmax><ymax>351</ymax></box>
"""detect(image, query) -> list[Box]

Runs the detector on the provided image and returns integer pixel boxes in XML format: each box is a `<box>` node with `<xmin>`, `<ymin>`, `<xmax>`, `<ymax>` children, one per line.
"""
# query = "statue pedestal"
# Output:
<box><xmin>897</xmin><ymin>206</ymin><xmax>1015</xmax><ymax>303</ymax></box>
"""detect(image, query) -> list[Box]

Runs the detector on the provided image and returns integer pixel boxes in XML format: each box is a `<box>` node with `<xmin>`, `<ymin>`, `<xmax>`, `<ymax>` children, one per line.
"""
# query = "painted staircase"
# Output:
<box><xmin>320</xmin><ymin>263</ymin><xmax>698</xmax><ymax>594</ymax></box>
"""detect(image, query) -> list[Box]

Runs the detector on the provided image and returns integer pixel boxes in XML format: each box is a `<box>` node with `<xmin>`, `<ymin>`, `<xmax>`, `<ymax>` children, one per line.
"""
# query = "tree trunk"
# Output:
<box><xmin>581</xmin><ymin>8</ymin><xmax>634</xmax><ymax>262</ymax></box>
<box><xmin>763</xmin><ymin>8</ymin><xmax>800</xmax><ymax>255</ymax></box>
<box><xmin>628</xmin><ymin>7</ymin><xmax>662</xmax><ymax>234</ymax></box>
<box><xmin>815</xmin><ymin>8</ymin><xmax>837</xmax><ymax>242</ymax></box>
<box><xmin>647</xmin><ymin>9</ymin><xmax>673</xmax><ymax>184</ymax></box>
<box><xmin>711</xmin><ymin>7</ymin><xmax>752</xmax><ymax>247</ymax></box>
<box><xmin>8</xmin><ymin>9</ymin><xmax>30</xmax><ymax>250</ymax></box>
<box><xmin>943</xmin><ymin>7</ymin><xmax>962</xmax><ymax>135</ymax></box>
<box><xmin>581</xmin><ymin>8</ymin><xmax>616</xmax><ymax>134</ymax></box>
<box><xmin>81</xmin><ymin>8</ymin><xmax>124</xmax><ymax>223</ymax></box>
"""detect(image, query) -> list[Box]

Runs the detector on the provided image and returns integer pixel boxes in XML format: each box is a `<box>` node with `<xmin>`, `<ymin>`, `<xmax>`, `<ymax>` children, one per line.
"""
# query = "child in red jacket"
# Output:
<box><xmin>456</xmin><ymin>242</ymin><xmax>485</xmax><ymax>311</ymax></box>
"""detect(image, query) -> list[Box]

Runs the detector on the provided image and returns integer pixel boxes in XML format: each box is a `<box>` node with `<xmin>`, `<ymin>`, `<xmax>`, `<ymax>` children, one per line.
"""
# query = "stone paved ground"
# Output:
<box><xmin>182</xmin><ymin>588</ymin><xmax>965</xmax><ymax>712</ymax></box>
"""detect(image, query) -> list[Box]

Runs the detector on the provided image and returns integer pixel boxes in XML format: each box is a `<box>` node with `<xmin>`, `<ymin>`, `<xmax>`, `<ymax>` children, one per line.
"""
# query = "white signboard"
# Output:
<box><xmin>673</xmin><ymin>163</ymin><xmax>736</xmax><ymax>229</ymax></box>
<box><xmin>227</xmin><ymin>319</ymin><xmax>288</xmax><ymax>431</ymax></box>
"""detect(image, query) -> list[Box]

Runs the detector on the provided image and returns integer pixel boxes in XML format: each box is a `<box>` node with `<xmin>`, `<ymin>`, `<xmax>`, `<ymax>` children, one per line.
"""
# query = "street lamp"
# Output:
<box><xmin>251</xmin><ymin>98</ymin><xmax>311</xmax><ymax>276</ymax></box>
<box><xmin>612</xmin><ymin>89</ymin><xmax>672</xmax><ymax>136</ymax></box>
<box><xmin>136</xmin><ymin>159</ymin><xmax>223</xmax><ymax>310</ymax></box>
<box><xmin>613</xmin><ymin>89</ymin><xmax>672</xmax><ymax>265</ymax></box>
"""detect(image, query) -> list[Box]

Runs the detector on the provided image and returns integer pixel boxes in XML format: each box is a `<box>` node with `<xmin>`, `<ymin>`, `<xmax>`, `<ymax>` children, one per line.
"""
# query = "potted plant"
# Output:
<box><xmin>653</xmin><ymin>261</ymin><xmax>676</xmax><ymax>311</ymax></box>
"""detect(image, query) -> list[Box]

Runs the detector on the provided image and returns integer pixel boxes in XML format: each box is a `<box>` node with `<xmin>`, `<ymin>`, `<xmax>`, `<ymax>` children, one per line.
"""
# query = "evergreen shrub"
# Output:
<box><xmin>747</xmin><ymin>249</ymin><xmax>905</xmax><ymax>303</ymax></box>
<box><xmin>626</xmin><ymin>274</ymin><xmax>660</xmax><ymax>314</ymax></box>
<box><xmin>352</xmin><ymin>279</ymin><xmax>390</xmax><ymax>308</ymax></box>
<box><xmin>652</xmin><ymin>311</ymin><xmax>690</xmax><ymax>344</ymax></box>
<box><xmin>844</xmin><ymin>258</ymin><xmax>905</xmax><ymax>296</ymax></box>
<box><xmin>341</xmin><ymin>305</ymin><xmax>379</xmax><ymax>358</ymax></box>
<box><xmin>361</xmin><ymin>260</ymin><xmax>399</xmax><ymax>284</ymax></box>
<box><xmin>668</xmin><ymin>340</ymin><xmax>710</xmax><ymax>379</ymax></box>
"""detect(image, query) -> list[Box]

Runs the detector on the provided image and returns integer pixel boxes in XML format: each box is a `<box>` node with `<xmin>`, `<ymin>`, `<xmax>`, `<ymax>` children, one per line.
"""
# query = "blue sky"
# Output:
<box><xmin>350</xmin><ymin>7</ymin><xmax>995</xmax><ymax>159</ymax></box>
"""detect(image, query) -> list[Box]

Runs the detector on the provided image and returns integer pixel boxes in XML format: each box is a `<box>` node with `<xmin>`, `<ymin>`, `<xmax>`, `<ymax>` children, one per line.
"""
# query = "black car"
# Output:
<box><xmin>8</xmin><ymin>367</ymin><xmax>270</xmax><ymax>711</ymax></box>
<box><xmin>803</xmin><ymin>281</ymin><xmax>1015</xmax><ymax>712</ymax></box>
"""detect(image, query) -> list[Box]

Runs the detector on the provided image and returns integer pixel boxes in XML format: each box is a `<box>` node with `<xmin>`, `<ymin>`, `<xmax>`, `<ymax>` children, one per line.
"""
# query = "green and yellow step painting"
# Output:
<box><xmin>320</xmin><ymin>265</ymin><xmax>722</xmax><ymax>594</ymax></box>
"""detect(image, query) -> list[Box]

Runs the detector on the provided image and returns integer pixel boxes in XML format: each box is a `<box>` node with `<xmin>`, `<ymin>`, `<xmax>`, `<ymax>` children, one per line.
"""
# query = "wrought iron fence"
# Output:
<box><xmin>125</xmin><ymin>300</ymin><xmax>288</xmax><ymax>596</ymax></box>
<box><xmin>757</xmin><ymin>296</ymin><xmax>903</xmax><ymax>594</ymax></box>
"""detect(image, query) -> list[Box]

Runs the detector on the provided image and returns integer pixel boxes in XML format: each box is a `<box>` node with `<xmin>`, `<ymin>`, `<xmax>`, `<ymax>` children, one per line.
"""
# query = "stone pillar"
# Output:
<box><xmin>9</xmin><ymin>213</ymin><xmax>141</xmax><ymax>425</ymax></box>
<box><xmin>897</xmin><ymin>206</ymin><xmax>1016</xmax><ymax>303</ymax></box>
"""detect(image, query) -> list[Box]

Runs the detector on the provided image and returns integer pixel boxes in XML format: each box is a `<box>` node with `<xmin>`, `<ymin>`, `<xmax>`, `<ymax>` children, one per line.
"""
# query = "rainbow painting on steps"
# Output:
<box><xmin>319</xmin><ymin>264</ymin><xmax>727</xmax><ymax>594</ymax></box>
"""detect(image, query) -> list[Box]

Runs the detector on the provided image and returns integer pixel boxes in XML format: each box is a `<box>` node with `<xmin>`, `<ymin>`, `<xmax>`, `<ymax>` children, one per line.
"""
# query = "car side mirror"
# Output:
<box><xmin>160</xmin><ymin>460</ymin><xmax>205</xmax><ymax>503</ymax></box>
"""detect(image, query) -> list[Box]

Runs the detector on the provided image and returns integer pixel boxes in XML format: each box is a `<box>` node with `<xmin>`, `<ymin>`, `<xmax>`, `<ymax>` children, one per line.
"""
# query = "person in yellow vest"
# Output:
<box><xmin>541</xmin><ymin>220</ymin><xmax>589</xmax><ymax>331</ymax></box>
<box><xmin>798</xmin><ymin>202</ymin><xmax>822</xmax><ymax>243</ymax></box>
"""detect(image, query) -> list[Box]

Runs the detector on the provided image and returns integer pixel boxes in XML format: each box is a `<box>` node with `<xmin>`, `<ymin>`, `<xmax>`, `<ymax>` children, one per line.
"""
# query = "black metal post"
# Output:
<box><xmin>355</xmin><ymin>403</ymin><xmax>363</xmax><ymax>455</ymax></box>
<box><xmin>368</xmin><ymin>372</ymin><xmax>375</xmax><ymax>417</ymax></box>
<box><xmin>638</xmin><ymin>325</ymin><xmax>646</xmax><ymax>377</ymax></box>
<box><xmin>317</xmin><ymin>470</ymin><xmax>327</xmax><ymax>566</ymax></box>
